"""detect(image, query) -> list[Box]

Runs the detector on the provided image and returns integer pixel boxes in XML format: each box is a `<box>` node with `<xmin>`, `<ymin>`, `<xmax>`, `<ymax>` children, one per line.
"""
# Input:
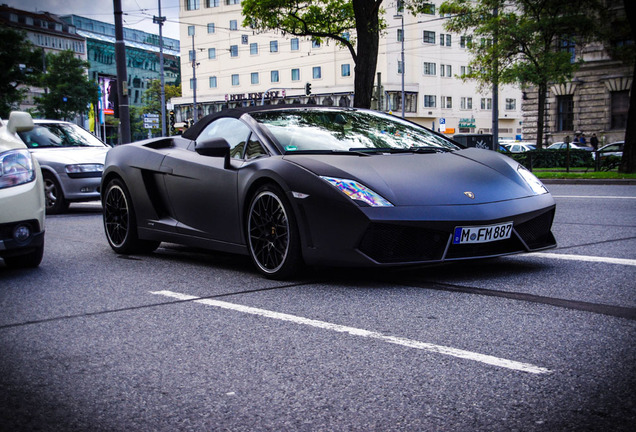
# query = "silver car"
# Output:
<box><xmin>17</xmin><ymin>120</ymin><xmax>109</xmax><ymax>214</ymax></box>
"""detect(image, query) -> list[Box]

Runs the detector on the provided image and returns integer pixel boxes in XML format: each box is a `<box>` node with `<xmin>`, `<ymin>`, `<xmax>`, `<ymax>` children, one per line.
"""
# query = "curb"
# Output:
<box><xmin>541</xmin><ymin>179</ymin><xmax>636</xmax><ymax>185</ymax></box>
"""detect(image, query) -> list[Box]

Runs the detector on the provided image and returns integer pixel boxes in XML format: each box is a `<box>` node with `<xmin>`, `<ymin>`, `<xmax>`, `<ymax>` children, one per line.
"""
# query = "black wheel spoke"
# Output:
<box><xmin>248</xmin><ymin>191</ymin><xmax>290</xmax><ymax>273</ymax></box>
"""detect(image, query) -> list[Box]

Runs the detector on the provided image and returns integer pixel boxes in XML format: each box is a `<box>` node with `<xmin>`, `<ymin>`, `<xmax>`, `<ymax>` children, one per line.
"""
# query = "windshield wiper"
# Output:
<box><xmin>284</xmin><ymin>149</ymin><xmax>371</xmax><ymax>156</ymax></box>
<box><xmin>348</xmin><ymin>146</ymin><xmax>450</xmax><ymax>154</ymax></box>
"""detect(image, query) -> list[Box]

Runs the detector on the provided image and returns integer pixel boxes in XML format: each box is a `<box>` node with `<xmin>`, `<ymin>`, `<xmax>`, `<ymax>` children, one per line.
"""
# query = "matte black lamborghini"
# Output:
<box><xmin>101</xmin><ymin>106</ymin><xmax>556</xmax><ymax>279</ymax></box>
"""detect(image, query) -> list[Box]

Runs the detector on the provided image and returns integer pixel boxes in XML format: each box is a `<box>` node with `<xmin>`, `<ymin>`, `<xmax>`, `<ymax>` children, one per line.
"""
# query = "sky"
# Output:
<box><xmin>3</xmin><ymin>0</ymin><xmax>181</xmax><ymax>40</ymax></box>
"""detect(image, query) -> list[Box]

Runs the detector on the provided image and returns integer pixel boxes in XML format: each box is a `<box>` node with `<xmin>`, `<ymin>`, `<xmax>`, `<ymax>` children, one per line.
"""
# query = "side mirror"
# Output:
<box><xmin>7</xmin><ymin>111</ymin><xmax>34</xmax><ymax>134</ymax></box>
<box><xmin>195</xmin><ymin>137</ymin><xmax>231</xmax><ymax>168</ymax></box>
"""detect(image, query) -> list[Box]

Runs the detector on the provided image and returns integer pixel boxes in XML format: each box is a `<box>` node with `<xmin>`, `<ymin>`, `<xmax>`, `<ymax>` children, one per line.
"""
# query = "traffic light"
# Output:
<box><xmin>169</xmin><ymin>110</ymin><xmax>175</xmax><ymax>135</ymax></box>
<box><xmin>305</xmin><ymin>82</ymin><xmax>311</xmax><ymax>95</ymax></box>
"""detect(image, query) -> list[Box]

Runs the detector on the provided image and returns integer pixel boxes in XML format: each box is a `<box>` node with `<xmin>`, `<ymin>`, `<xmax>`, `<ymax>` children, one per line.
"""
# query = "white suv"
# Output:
<box><xmin>0</xmin><ymin>111</ymin><xmax>45</xmax><ymax>268</ymax></box>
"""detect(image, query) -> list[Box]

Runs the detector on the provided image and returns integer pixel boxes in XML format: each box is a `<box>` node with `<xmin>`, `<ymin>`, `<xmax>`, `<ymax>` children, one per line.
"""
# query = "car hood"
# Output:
<box><xmin>284</xmin><ymin>148</ymin><xmax>540</xmax><ymax>206</ymax></box>
<box><xmin>29</xmin><ymin>147</ymin><xmax>108</xmax><ymax>165</ymax></box>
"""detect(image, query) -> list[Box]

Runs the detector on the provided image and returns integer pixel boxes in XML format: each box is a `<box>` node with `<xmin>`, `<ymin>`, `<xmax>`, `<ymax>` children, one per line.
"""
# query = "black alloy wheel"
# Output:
<box><xmin>247</xmin><ymin>184</ymin><xmax>302</xmax><ymax>279</ymax></box>
<box><xmin>103</xmin><ymin>178</ymin><xmax>159</xmax><ymax>254</ymax></box>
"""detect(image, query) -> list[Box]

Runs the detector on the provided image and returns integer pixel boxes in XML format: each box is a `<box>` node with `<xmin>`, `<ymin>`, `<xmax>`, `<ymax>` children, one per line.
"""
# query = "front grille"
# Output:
<box><xmin>358</xmin><ymin>223</ymin><xmax>448</xmax><ymax>263</ymax></box>
<box><xmin>445</xmin><ymin>236</ymin><xmax>525</xmax><ymax>259</ymax></box>
<box><xmin>515</xmin><ymin>209</ymin><xmax>556</xmax><ymax>249</ymax></box>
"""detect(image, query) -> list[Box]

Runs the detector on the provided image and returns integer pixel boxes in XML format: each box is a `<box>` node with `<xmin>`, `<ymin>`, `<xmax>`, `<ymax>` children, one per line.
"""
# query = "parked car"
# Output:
<box><xmin>102</xmin><ymin>105</ymin><xmax>557</xmax><ymax>279</ymax></box>
<box><xmin>503</xmin><ymin>143</ymin><xmax>536</xmax><ymax>153</ymax></box>
<box><xmin>0</xmin><ymin>111</ymin><xmax>45</xmax><ymax>268</ymax></box>
<box><xmin>17</xmin><ymin>120</ymin><xmax>109</xmax><ymax>214</ymax></box>
<box><xmin>597</xmin><ymin>141</ymin><xmax>624</xmax><ymax>158</ymax></box>
<box><xmin>547</xmin><ymin>142</ymin><xmax>593</xmax><ymax>151</ymax></box>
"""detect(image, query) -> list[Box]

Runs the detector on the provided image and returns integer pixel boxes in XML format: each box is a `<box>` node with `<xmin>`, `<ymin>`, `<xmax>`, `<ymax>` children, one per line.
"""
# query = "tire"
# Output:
<box><xmin>3</xmin><ymin>243</ymin><xmax>44</xmax><ymax>268</ymax></box>
<box><xmin>43</xmin><ymin>172</ymin><xmax>69</xmax><ymax>214</ymax></box>
<box><xmin>247</xmin><ymin>184</ymin><xmax>303</xmax><ymax>279</ymax></box>
<box><xmin>102</xmin><ymin>178</ymin><xmax>160</xmax><ymax>254</ymax></box>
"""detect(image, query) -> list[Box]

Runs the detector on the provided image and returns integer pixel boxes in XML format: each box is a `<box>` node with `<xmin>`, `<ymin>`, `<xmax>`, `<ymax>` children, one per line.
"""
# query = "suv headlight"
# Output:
<box><xmin>0</xmin><ymin>149</ymin><xmax>36</xmax><ymax>189</ymax></box>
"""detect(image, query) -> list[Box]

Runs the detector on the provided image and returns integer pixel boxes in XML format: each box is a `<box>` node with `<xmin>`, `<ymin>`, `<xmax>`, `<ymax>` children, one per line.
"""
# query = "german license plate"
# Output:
<box><xmin>453</xmin><ymin>222</ymin><xmax>513</xmax><ymax>244</ymax></box>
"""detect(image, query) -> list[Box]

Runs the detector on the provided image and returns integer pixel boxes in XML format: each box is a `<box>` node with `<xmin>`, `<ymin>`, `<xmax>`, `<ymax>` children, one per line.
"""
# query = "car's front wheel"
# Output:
<box><xmin>102</xmin><ymin>178</ymin><xmax>159</xmax><ymax>254</ymax></box>
<box><xmin>43</xmin><ymin>172</ymin><xmax>69</xmax><ymax>214</ymax></box>
<box><xmin>247</xmin><ymin>184</ymin><xmax>303</xmax><ymax>279</ymax></box>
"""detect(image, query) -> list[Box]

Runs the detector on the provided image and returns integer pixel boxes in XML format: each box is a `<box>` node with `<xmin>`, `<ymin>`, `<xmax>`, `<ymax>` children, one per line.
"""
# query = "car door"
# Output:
<box><xmin>159</xmin><ymin>117</ymin><xmax>251</xmax><ymax>245</ymax></box>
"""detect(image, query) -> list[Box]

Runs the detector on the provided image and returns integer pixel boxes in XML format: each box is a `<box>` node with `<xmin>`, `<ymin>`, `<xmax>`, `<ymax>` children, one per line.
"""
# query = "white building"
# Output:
<box><xmin>173</xmin><ymin>0</ymin><xmax>523</xmax><ymax>141</ymax></box>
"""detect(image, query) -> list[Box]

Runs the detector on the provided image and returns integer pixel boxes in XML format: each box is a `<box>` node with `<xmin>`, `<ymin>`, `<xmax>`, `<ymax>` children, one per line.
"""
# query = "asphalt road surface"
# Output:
<box><xmin>1</xmin><ymin>184</ymin><xmax>634</xmax><ymax>431</ymax></box>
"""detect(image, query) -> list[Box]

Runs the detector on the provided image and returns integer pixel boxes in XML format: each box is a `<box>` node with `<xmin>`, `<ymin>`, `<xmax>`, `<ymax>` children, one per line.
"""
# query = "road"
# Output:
<box><xmin>1</xmin><ymin>184</ymin><xmax>634</xmax><ymax>431</ymax></box>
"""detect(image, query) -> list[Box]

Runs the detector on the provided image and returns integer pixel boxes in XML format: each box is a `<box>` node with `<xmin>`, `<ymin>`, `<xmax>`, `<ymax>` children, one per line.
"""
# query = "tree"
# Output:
<box><xmin>440</xmin><ymin>0</ymin><xmax>603</xmax><ymax>148</ymax></box>
<box><xmin>35</xmin><ymin>50</ymin><xmax>98</xmax><ymax>120</ymax></box>
<box><xmin>142</xmin><ymin>79</ymin><xmax>182</xmax><ymax>132</ymax></box>
<box><xmin>241</xmin><ymin>0</ymin><xmax>384</xmax><ymax>108</ymax></box>
<box><xmin>0</xmin><ymin>26</ymin><xmax>43</xmax><ymax>118</ymax></box>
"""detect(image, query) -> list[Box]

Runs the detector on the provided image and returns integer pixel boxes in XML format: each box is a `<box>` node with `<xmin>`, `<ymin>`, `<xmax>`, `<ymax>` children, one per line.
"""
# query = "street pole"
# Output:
<box><xmin>491</xmin><ymin>5</ymin><xmax>499</xmax><ymax>149</ymax></box>
<box><xmin>191</xmin><ymin>32</ymin><xmax>197</xmax><ymax>123</ymax></box>
<box><xmin>400</xmin><ymin>14</ymin><xmax>405</xmax><ymax>119</ymax></box>
<box><xmin>154</xmin><ymin>0</ymin><xmax>166</xmax><ymax>136</ymax></box>
<box><xmin>113</xmin><ymin>0</ymin><xmax>131</xmax><ymax>144</ymax></box>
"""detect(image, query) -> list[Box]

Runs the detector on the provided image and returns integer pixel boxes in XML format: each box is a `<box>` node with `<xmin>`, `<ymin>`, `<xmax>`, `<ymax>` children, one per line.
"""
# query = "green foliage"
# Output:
<box><xmin>35</xmin><ymin>50</ymin><xmax>98</xmax><ymax>120</ymax></box>
<box><xmin>142</xmin><ymin>79</ymin><xmax>182</xmax><ymax>131</ymax></box>
<box><xmin>505</xmin><ymin>149</ymin><xmax>595</xmax><ymax>169</ymax></box>
<box><xmin>0</xmin><ymin>26</ymin><xmax>44</xmax><ymax>118</ymax></box>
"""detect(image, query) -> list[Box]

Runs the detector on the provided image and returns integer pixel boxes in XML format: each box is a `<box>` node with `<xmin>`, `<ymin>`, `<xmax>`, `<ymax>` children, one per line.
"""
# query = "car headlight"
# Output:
<box><xmin>320</xmin><ymin>176</ymin><xmax>393</xmax><ymax>207</ymax></box>
<box><xmin>0</xmin><ymin>149</ymin><xmax>36</xmax><ymax>189</ymax></box>
<box><xmin>65</xmin><ymin>163</ymin><xmax>104</xmax><ymax>174</ymax></box>
<box><xmin>517</xmin><ymin>165</ymin><xmax>548</xmax><ymax>195</ymax></box>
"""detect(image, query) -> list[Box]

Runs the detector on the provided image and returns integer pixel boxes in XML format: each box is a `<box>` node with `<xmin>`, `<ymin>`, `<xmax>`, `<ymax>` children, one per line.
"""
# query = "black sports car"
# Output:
<box><xmin>101</xmin><ymin>106</ymin><xmax>556</xmax><ymax>279</ymax></box>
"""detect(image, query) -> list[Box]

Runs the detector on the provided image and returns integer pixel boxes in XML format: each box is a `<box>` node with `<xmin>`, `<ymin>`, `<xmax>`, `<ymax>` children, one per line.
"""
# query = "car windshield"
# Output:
<box><xmin>250</xmin><ymin>109</ymin><xmax>459</xmax><ymax>154</ymax></box>
<box><xmin>18</xmin><ymin>123</ymin><xmax>107</xmax><ymax>149</ymax></box>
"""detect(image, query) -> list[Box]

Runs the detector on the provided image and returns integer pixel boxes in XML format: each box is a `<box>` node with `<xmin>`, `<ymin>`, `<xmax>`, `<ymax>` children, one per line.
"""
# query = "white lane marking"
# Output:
<box><xmin>553</xmin><ymin>195</ymin><xmax>636</xmax><ymax>199</ymax></box>
<box><xmin>151</xmin><ymin>290</ymin><xmax>552</xmax><ymax>375</ymax></box>
<box><xmin>526</xmin><ymin>252</ymin><xmax>636</xmax><ymax>267</ymax></box>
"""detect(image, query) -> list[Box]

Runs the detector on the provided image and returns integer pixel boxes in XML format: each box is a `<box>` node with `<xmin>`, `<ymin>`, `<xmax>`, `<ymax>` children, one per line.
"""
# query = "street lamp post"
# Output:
<box><xmin>154</xmin><ymin>0</ymin><xmax>166</xmax><ymax>136</ymax></box>
<box><xmin>191</xmin><ymin>32</ymin><xmax>197</xmax><ymax>123</ymax></box>
<box><xmin>394</xmin><ymin>10</ymin><xmax>405</xmax><ymax>118</ymax></box>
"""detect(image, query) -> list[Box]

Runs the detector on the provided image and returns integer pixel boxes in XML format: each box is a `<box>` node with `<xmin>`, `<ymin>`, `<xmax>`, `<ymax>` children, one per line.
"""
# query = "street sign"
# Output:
<box><xmin>439</xmin><ymin>117</ymin><xmax>446</xmax><ymax>132</ymax></box>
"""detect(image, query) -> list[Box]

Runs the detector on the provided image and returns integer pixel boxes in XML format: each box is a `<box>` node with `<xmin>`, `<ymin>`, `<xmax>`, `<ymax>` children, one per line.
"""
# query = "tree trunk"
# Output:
<box><xmin>352</xmin><ymin>0</ymin><xmax>380</xmax><ymax>108</ymax></box>
<box><xmin>536</xmin><ymin>83</ymin><xmax>547</xmax><ymax>149</ymax></box>
<box><xmin>619</xmin><ymin>0</ymin><xmax>635</xmax><ymax>173</ymax></box>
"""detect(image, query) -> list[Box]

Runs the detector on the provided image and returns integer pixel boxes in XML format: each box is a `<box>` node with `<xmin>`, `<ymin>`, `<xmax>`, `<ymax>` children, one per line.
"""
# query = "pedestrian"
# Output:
<box><xmin>580</xmin><ymin>133</ymin><xmax>587</xmax><ymax>146</ymax></box>
<box><xmin>590</xmin><ymin>133</ymin><xmax>599</xmax><ymax>150</ymax></box>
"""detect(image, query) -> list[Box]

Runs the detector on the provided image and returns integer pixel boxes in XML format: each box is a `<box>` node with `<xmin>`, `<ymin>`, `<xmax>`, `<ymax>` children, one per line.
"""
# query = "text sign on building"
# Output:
<box><xmin>459</xmin><ymin>118</ymin><xmax>476</xmax><ymax>128</ymax></box>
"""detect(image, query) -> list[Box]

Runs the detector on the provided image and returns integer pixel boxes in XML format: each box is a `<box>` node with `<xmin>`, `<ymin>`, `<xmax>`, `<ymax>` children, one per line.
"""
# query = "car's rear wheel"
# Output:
<box><xmin>247</xmin><ymin>184</ymin><xmax>302</xmax><ymax>279</ymax></box>
<box><xmin>43</xmin><ymin>172</ymin><xmax>69</xmax><ymax>214</ymax></box>
<box><xmin>103</xmin><ymin>178</ymin><xmax>160</xmax><ymax>254</ymax></box>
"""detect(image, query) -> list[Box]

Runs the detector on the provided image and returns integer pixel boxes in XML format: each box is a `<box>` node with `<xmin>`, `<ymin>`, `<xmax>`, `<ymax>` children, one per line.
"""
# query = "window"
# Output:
<box><xmin>461</xmin><ymin>97</ymin><xmax>472</xmax><ymax>109</ymax></box>
<box><xmin>423</xmin><ymin>31</ymin><xmax>435</xmax><ymax>44</ymax></box>
<box><xmin>611</xmin><ymin>90</ymin><xmax>629</xmax><ymax>129</ymax></box>
<box><xmin>420</xmin><ymin>2</ymin><xmax>435</xmax><ymax>14</ymax></box>
<box><xmin>187</xmin><ymin>25</ymin><xmax>195</xmax><ymax>36</ymax></box>
<box><xmin>199</xmin><ymin>117</ymin><xmax>250</xmax><ymax>160</ymax></box>
<box><xmin>291</xmin><ymin>38</ymin><xmax>299</xmax><ymax>51</ymax></box>
<box><xmin>397</xmin><ymin>29</ymin><xmax>404</xmax><ymax>42</ymax></box>
<box><xmin>423</xmin><ymin>62</ymin><xmax>436</xmax><ymax>75</ymax></box>
<box><xmin>251</xmin><ymin>72</ymin><xmax>259</xmax><ymax>84</ymax></box>
<box><xmin>245</xmin><ymin>134</ymin><xmax>267</xmax><ymax>160</ymax></box>
<box><xmin>229</xmin><ymin>20</ymin><xmax>237</xmax><ymax>30</ymax></box>
<box><xmin>291</xmin><ymin>68</ymin><xmax>300</xmax><ymax>81</ymax></box>
<box><xmin>460</xmin><ymin>35</ymin><xmax>472</xmax><ymax>48</ymax></box>
<box><xmin>441</xmin><ymin>64</ymin><xmax>451</xmax><ymax>77</ymax></box>
<box><xmin>313</xmin><ymin>66</ymin><xmax>322</xmax><ymax>79</ymax></box>
<box><xmin>312</xmin><ymin>38</ymin><xmax>321</xmax><ymax>48</ymax></box>
<box><xmin>341</xmin><ymin>64</ymin><xmax>351</xmax><ymax>77</ymax></box>
<box><xmin>206</xmin><ymin>0</ymin><xmax>220</xmax><ymax>7</ymax></box>
<box><xmin>460</xmin><ymin>66</ymin><xmax>472</xmax><ymax>76</ymax></box>
<box><xmin>231</xmin><ymin>74</ymin><xmax>239</xmax><ymax>86</ymax></box>
<box><xmin>556</xmin><ymin>95</ymin><xmax>573</xmax><ymax>131</ymax></box>
<box><xmin>208</xmin><ymin>48</ymin><xmax>216</xmax><ymax>59</ymax></box>
<box><xmin>209</xmin><ymin>76</ymin><xmax>217</xmax><ymax>88</ymax></box>
<box><xmin>446</xmin><ymin>34</ymin><xmax>451</xmax><ymax>46</ymax></box>
<box><xmin>250</xmin><ymin>43</ymin><xmax>258</xmax><ymax>55</ymax></box>
<box><xmin>186</xmin><ymin>0</ymin><xmax>200</xmax><ymax>11</ymax></box>
<box><xmin>440</xmin><ymin>34</ymin><xmax>450</xmax><ymax>46</ymax></box>
<box><xmin>442</xmin><ymin>96</ymin><xmax>452</xmax><ymax>108</ymax></box>
<box><xmin>424</xmin><ymin>95</ymin><xmax>436</xmax><ymax>108</ymax></box>
<box><xmin>226</xmin><ymin>0</ymin><xmax>239</xmax><ymax>4</ymax></box>
<box><xmin>207</xmin><ymin>23</ymin><xmax>215</xmax><ymax>33</ymax></box>
<box><xmin>505</xmin><ymin>98</ymin><xmax>516</xmax><ymax>110</ymax></box>
<box><xmin>481</xmin><ymin>98</ymin><xmax>492</xmax><ymax>110</ymax></box>
<box><xmin>561</xmin><ymin>38</ymin><xmax>576</xmax><ymax>63</ymax></box>
<box><xmin>230</xmin><ymin>45</ymin><xmax>238</xmax><ymax>57</ymax></box>
<box><xmin>270</xmin><ymin>41</ymin><xmax>278</xmax><ymax>52</ymax></box>
<box><xmin>271</xmin><ymin>70</ymin><xmax>279</xmax><ymax>83</ymax></box>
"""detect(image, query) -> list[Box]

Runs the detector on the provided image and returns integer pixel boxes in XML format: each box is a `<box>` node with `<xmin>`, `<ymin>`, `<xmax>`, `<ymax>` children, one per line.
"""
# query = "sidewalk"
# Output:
<box><xmin>541</xmin><ymin>178</ymin><xmax>636</xmax><ymax>185</ymax></box>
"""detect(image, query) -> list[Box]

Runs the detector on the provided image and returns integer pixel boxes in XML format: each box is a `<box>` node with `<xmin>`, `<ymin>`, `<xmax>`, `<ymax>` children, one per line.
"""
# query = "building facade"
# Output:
<box><xmin>172</xmin><ymin>0</ymin><xmax>524</xmax><ymax>141</ymax></box>
<box><xmin>0</xmin><ymin>5</ymin><xmax>87</xmax><ymax>112</ymax></box>
<box><xmin>521</xmin><ymin>1</ymin><xmax>630</xmax><ymax>148</ymax></box>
